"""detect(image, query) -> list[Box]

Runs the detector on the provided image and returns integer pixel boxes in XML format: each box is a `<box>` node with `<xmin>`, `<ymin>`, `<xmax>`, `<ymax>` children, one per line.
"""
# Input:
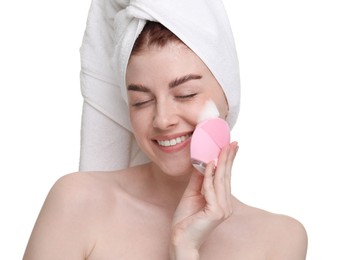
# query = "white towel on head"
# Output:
<box><xmin>79</xmin><ymin>0</ymin><xmax>240</xmax><ymax>171</ymax></box>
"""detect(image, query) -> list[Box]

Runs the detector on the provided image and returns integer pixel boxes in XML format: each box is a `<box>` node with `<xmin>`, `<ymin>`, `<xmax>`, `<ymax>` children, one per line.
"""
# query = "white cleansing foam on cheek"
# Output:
<box><xmin>190</xmin><ymin>100</ymin><xmax>230</xmax><ymax>174</ymax></box>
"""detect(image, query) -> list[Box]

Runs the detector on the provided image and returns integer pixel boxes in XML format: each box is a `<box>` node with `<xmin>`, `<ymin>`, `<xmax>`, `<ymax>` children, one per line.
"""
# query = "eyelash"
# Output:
<box><xmin>131</xmin><ymin>93</ymin><xmax>198</xmax><ymax>108</ymax></box>
<box><xmin>132</xmin><ymin>99</ymin><xmax>154</xmax><ymax>107</ymax></box>
<box><xmin>175</xmin><ymin>93</ymin><xmax>198</xmax><ymax>99</ymax></box>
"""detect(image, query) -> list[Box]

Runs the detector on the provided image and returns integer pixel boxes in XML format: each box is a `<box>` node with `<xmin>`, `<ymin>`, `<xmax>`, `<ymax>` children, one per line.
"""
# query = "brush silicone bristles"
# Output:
<box><xmin>190</xmin><ymin>101</ymin><xmax>230</xmax><ymax>174</ymax></box>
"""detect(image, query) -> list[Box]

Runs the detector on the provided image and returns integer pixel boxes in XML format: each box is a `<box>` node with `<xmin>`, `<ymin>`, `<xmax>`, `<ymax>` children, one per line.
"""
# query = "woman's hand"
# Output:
<box><xmin>170</xmin><ymin>142</ymin><xmax>239</xmax><ymax>259</ymax></box>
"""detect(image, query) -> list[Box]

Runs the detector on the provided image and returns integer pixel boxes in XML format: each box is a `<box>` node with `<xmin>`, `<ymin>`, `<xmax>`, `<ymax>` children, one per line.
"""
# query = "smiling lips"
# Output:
<box><xmin>156</xmin><ymin>133</ymin><xmax>192</xmax><ymax>147</ymax></box>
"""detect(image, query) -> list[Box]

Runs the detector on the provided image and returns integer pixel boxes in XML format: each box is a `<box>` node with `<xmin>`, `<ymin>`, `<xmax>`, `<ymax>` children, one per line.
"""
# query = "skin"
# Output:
<box><xmin>23</xmin><ymin>42</ymin><xmax>308</xmax><ymax>259</ymax></box>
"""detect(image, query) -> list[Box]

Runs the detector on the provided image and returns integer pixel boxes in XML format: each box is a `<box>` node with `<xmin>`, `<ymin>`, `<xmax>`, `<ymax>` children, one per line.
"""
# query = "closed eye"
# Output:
<box><xmin>175</xmin><ymin>93</ymin><xmax>198</xmax><ymax>99</ymax></box>
<box><xmin>131</xmin><ymin>99</ymin><xmax>154</xmax><ymax>107</ymax></box>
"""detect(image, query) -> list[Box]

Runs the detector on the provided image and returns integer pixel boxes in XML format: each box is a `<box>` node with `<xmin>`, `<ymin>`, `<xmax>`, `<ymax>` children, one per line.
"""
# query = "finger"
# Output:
<box><xmin>214</xmin><ymin>142</ymin><xmax>239</xmax><ymax>216</ymax></box>
<box><xmin>224</xmin><ymin>142</ymin><xmax>239</xmax><ymax>212</ymax></box>
<box><xmin>183</xmin><ymin>170</ymin><xmax>204</xmax><ymax>197</ymax></box>
<box><xmin>202</xmin><ymin>161</ymin><xmax>218</xmax><ymax>209</ymax></box>
<box><xmin>222</xmin><ymin>142</ymin><xmax>239</xmax><ymax>197</ymax></box>
<box><xmin>215</xmin><ymin>142</ymin><xmax>239</xmax><ymax>189</ymax></box>
<box><xmin>213</xmin><ymin>145</ymin><xmax>230</xmax><ymax>207</ymax></box>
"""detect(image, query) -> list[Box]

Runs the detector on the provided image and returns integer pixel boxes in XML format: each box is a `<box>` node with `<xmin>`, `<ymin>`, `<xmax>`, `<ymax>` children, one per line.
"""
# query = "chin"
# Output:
<box><xmin>159</xmin><ymin>160</ymin><xmax>195</xmax><ymax>177</ymax></box>
<box><xmin>144</xmin><ymin>145</ymin><xmax>195</xmax><ymax>176</ymax></box>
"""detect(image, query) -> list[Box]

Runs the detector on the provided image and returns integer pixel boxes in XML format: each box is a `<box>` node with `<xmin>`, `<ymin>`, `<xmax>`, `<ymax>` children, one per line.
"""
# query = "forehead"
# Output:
<box><xmin>126</xmin><ymin>42</ymin><xmax>211</xmax><ymax>82</ymax></box>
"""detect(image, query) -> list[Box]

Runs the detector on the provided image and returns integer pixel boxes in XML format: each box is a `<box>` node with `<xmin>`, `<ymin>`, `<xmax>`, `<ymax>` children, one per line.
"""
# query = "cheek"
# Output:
<box><xmin>180</xmin><ymin>101</ymin><xmax>206</xmax><ymax>125</ymax></box>
<box><xmin>129</xmin><ymin>110</ymin><xmax>148</xmax><ymax>138</ymax></box>
<box><xmin>217</xmin><ymin>99</ymin><xmax>229</xmax><ymax>119</ymax></box>
<box><xmin>211</xmin><ymin>90</ymin><xmax>229</xmax><ymax>119</ymax></box>
<box><xmin>130</xmin><ymin>111</ymin><xmax>143</xmax><ymax>123</ymax></box>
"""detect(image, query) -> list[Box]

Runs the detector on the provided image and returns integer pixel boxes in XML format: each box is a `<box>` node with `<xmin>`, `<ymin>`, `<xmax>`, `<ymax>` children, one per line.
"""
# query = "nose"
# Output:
<box><xmin>152</xmin><ymin>100</ymin><xmax>178</xmax><ymax>130</ymax></box>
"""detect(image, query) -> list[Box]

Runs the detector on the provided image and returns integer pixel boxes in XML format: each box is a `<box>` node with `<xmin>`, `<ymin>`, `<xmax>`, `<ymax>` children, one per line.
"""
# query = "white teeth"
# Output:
<box><xmin>170</xmin><ymin>139</ymin><xmax>176</xmax><ymax>145</ymax></box>
<box><xmin>157</xmin><ymin>134</ymin><xmax>190</xmax><ymax>147</ymax></box>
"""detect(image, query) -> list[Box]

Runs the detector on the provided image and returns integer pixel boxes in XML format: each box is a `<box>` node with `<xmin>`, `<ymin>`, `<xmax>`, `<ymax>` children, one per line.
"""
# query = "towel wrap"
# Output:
<box><xmin>79</xmin><ymin>0</ymin><xmax>240</xmax><ymax>171</ymax></box>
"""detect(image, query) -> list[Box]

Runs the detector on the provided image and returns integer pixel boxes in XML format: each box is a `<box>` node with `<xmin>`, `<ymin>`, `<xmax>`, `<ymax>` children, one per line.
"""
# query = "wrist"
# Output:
<box><xmin>169</xmin><ymin>246</ymin><xmax>199</xmax><ymax>260</ymax></box>
<box><xmin>170</xmin><ymin>230</ymin><xmax>200</xmax><ymax>260</ymax></box>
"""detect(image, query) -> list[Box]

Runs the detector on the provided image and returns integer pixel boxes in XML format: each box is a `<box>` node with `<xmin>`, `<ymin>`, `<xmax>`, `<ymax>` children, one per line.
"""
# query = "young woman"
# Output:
<box><xmin>24</xmin><ymin>1</ymin><xmax>307</xmax><ymax>259</ymax></box>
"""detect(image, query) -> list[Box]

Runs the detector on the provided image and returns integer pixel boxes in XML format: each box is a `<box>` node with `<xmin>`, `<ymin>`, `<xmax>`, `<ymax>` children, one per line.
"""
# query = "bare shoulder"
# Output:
<box><xmin>52</xmin><ymin>171</ymin><xmax>119</xmax><ymax>199</ymax></box>
<box><xmin>23</xmin><ymin>170</ymin><xmax>125</xmax><ymax>259</ymax></box>
<box><xmin>42</xmin><ymin>171</ymin><xmax>113</xmax><ymax>210</ymax></box>
<box><xmin>45</xmin><ymin>166</ymin><xmax>145</xmax><ymax>214</ymax></box>
<box><xmin>265</xmin><ymin>211</ymin><xmax>308</xmax><ymax>259</ymax></box>
<box><xmin>237</xmin><ymin>201</ymin><xmax>308</xmax><ymax>259</ymax></box>
<box><xmin>45</xmin><ymin>170</ymin><xmax>131</xmax><ymax>219</ymax></box>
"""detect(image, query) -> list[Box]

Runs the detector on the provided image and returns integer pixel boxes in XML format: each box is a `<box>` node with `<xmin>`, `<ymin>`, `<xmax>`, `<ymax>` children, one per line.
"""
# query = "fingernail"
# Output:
<box><xmin>209</xmin><ymin>160</ymin><xmax>216</xmax><ymax>176</ymax></box>
<box><xmin>232</xmin><ymin>141</ymin><xmax>239</xmax><ymax>152</ymax></box>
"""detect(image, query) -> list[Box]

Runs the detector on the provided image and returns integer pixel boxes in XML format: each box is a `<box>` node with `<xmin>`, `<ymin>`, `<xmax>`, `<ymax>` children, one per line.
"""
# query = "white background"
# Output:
<box><xmin>1</xmin><ymin>0</ymin><xmax>336</xmax><ymax>259</ymax></box>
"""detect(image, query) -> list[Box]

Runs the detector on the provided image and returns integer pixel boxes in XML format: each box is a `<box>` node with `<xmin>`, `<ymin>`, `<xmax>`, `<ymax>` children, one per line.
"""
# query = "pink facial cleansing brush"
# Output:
<box><xmin>190</xmin><ymin>101</ymin><xmax>230</xmax><ymax>174</ymax></box>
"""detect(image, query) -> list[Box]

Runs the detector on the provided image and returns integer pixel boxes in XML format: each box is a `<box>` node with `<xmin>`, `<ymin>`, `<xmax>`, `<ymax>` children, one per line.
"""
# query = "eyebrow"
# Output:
<box><xmin>127</xmin><ymin>74</ymin><xmax>202</xmax><ymax>92</ymax></box>
<box><xmin>169</xmin><ymin>74</ymin><xmax>202</xmax><ymax>88</ymax></box>
<box><xmin>127</xmin><ymin>84</ymin><xmax>150</xmax><ymax>92</ymax></box>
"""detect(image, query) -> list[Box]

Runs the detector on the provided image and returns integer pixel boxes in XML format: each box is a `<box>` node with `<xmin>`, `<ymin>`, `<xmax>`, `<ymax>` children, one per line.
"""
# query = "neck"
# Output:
<box><xmin>146</xmin><ymin>163</ymin><xmax>192</xmax><ymax>210</ymax></box>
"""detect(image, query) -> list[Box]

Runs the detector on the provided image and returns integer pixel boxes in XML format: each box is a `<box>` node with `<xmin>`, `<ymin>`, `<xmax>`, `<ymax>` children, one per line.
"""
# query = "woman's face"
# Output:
<box><xmin>126</xmin><ymin>42</ymin><xmax>228</xmax><ymax>176</ymax></box>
